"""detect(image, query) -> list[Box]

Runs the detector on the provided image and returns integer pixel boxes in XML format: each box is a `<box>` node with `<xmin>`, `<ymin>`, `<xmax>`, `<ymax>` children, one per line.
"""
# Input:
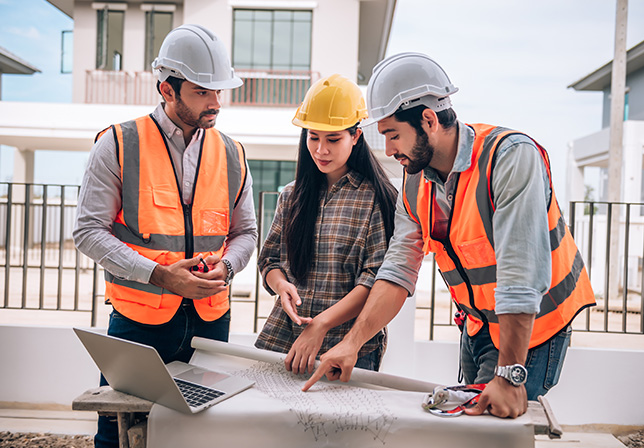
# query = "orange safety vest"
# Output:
<box><xmin>402</xmin><ymin>123</ymin><xmax>595</xmax><ymax>349</ymax></box>
<box><xmin>98</xmin><ymin>114</ymin><xmax>247</xmax><ymax>325</ymax></box>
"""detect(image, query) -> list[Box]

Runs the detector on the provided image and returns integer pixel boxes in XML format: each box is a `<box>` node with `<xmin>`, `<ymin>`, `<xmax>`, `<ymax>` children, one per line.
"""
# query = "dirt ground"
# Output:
<box><xmin>0</xmin><ymin>432</ymin><xmax>92</xmax><ymax>448</ymax></box>
<box><xmin>619</xmin><ymin>430</ymin><xmax>644</xmax><ymax>448</ymax></box>
<box><xmin>1</xmin><ymin>430</ymin><xmax>643</xmax><ymax>447</ymax></box>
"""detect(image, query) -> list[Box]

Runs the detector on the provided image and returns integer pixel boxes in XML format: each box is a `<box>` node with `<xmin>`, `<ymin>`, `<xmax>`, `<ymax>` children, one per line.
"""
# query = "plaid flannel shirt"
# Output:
<box><xmin>255</xmin><ymin>170</ymin><xmax>388</xmax><ymax>361</ymax></box>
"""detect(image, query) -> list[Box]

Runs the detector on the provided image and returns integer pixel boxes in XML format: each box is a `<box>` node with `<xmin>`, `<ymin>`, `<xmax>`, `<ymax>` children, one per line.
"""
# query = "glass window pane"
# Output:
<box><xmin>232</xmin><ymin>9</ymin><xmax>312</xmax><ymax>74</ymax></box>
<box><xmin>233</xmin><ymin>20</ymin><xmax>253</xmax><ymax>68</ymax></box>
<box><xmin>96</xmin><ymin>10</ymin><xmax>106</xmax><ymax>68</ymax></box>
<box><xmin>61</xmin><ymin>30</ymin><xmax>73</xmax><ymax>74</ymax></box>
<box><xmin>106</xmin><ymin>10</ymin><xmax>124</xmax><ymax>70</ymax></box>
<box><xmin>272</xmin><ymin>21</ymin><xmax>292</xmax><ymax>68</ymax></box>
<box><xmin>273</xmin><ymin>10</ymin><xmax>292</xmax><ymax>21</ymax></box>
<box><xmin>235</xmin><ymin>9</ymin><xmax>253</xmax><ymax>20</ymax></box>
<box><xmin>254</xmin><ymin>10</ymin><xmax>272</xmax><ymax>21</ymax></box>
<box><xmin>291</xmin><ymin>21</ymin><xmax>311</xmax><ymax>68</ymax></box>
<box><xmin>145</xmin><ymin>11</ymin><xmax>172</xmax><ymax>71</ymax></box>
<box><xmin>293</xmin><ymin>11</ymin><xmax>312</xmax><ymax>21</ymax></box>
<box><xmin>252</xmin><ymin>21</ymin><xmax>272</xmax><ymax>68</ymax></box>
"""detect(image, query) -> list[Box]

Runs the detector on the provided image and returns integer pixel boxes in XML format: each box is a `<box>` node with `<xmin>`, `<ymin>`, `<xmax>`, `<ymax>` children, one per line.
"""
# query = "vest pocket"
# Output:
<box><xmin>152</xmin><ymin>187</ymin><xmax>180</xmax><ymax>208</ymax></box>
<box><xmin>455</xmin><ymin>236</ymin><xmax>496</xmax><ymax>269</ymax></box>
<box><xmin>201</xmin><ymin>209</ymin><xmax>229</xmax><ymax>235</ymax></box>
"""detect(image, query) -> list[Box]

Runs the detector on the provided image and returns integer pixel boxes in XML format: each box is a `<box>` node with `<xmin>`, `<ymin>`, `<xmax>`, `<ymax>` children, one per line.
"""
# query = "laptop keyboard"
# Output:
<box><xmin>174</xmin><ymin>378</ymin><xmax>225</xmax><ymax>407</ymax></box>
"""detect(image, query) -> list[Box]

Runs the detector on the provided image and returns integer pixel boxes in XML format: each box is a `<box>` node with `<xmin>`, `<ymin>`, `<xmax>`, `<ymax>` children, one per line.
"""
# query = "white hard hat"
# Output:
<box><xmin>365</xmin><ymin>52</ymin><xmax>458</xmax><ymax>124</ymax></box>
<box><xmin>152</xmin><ymin>24</ymin><xmax>242</xmax><ymax>90</ymax></box>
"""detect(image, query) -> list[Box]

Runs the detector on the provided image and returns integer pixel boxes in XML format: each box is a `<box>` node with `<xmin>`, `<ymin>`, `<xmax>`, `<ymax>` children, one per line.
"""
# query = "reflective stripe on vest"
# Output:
<box><xmin>403</xmin><ymin>123</ymin><xmax>595</xmax><ymax>349</ymax></box>
<box><xmin>100</xmin><ymin>115</ymin><xmax>247</xmax><ymax>325</ymax></box>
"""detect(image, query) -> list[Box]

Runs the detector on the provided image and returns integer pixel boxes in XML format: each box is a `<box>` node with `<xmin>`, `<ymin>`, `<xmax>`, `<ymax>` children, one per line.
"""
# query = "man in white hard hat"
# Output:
<box><xmin>304</xmin><ymin>52</ymin><xmax>595</xmax><ymax>418</ymax></box>
<box><xmin>74</xmin><ymin>24</ymin><xmax>257</xmax><ymax>447</ymax></box>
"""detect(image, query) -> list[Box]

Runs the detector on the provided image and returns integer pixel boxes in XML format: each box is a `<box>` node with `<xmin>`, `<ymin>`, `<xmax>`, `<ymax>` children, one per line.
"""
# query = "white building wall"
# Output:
<box><xmin>310</xmin><ymin>0</ymin><xmax>360</xmax><ymax>80</ymax></box>
<box><xmin>1</xmin><ymin>322</ymin><xmax>643</xmax><ymax>427</ymax></box>
<box><xmin>622</xmin><ymin>121</ymin><xmax>644</xmax><ymax>203</ymax></box>
<box><xmin>71</xmin><ymin>3</ymin><xmax>96</xmax><ymax>103</ymax></box>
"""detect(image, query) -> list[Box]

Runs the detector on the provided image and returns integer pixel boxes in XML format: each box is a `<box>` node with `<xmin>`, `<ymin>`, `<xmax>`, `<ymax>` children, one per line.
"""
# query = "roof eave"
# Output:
<box><xmin>0</xmin><ymin>47</ymin><xmax>41</xmax><ymax>75</ymax></box>
<box><xmin>569</xmin><ymin>40</ymin><xmax>644</xmax><ymax>91</ymax></box>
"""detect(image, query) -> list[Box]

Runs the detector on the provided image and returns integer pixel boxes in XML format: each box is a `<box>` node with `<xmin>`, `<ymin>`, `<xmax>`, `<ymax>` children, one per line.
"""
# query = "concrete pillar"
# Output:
<box><xmin>13</xmin><ymin>148</ymin><xmax>35</xmax><ymax>184</ymax></box>
<box><xmin>606</xmin><ymin>0</ymin><xmax>628</xmax><ymax>303</ymax></box>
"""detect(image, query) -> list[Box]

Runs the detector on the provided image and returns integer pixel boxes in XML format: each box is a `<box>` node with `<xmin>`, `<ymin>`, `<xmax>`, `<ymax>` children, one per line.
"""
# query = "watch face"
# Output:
<box><xmin>510</xmin><ymin>366</ymin><xmax>527</xmax><ymax>385</ymax></box>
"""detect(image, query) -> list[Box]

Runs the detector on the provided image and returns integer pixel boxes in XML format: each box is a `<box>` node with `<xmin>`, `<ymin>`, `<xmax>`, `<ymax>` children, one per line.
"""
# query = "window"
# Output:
<box><xmin>248</xmin><ymin>160</ymin><xmax>296</xmax><ymax>239</ymax></box>
<box><xmin>144</xmin><ymin>11</ymin><xmax>173</xmax><ymax>71</ymax></box>
<box><xmin>231</xmin><ymin>9</ymin><xmax>313</xmax><ymax>106</ymax></box>
<box><xmin>60</xmin><ymin>30</ymin><xmax>73</xmax><ymax>74</ymax></box>
<box><xmin>233</xmin><ymin>9</ymin><xmax>312</xmax><ymax>70</ymax></box>
<box><xmin>96</xmin><ymin>7</ymin><xmax>124</xmax><ymax>70</ymax></box>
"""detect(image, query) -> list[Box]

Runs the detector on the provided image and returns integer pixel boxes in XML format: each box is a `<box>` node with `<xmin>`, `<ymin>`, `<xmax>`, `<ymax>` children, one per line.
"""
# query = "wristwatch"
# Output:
<box><xmin>494</xmin><ymin>363</ymin><xmax>528</xmax><ymax>387</ymax></box>
<box><xmin>221</xmin><ymin>259</ymin><xmax>234</xmax><ymax>285</ymax></box>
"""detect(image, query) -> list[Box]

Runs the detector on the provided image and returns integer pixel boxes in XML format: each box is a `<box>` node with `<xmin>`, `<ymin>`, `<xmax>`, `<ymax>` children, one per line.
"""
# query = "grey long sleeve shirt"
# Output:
<box><xmin>376</xmin><ymin>121</ymin><xmax>552</xmax><ymax>315</ymax></box>
<box><xmin>73</xmin><ymin>104</ymin><xmax>258</xmax><ymax>284</ymax></box>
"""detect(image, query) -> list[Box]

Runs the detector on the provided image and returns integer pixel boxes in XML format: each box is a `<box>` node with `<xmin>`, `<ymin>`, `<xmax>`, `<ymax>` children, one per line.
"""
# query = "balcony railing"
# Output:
<box><xmin>85</xmin><ymin>69</ymin><xmax>320</xmax><ymax>107</ymax></box>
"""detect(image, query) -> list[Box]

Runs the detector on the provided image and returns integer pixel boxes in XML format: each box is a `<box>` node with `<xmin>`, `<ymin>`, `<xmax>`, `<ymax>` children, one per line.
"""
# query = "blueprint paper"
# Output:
<box><xmin>191</xmin><ymin>337</ymin><xmax>444</xmax><ymax>392</ymax></box>
<box><xmin>147</xmin><ymin>342</ymin><xmax>535</xmax><ymax>448</ymax></box>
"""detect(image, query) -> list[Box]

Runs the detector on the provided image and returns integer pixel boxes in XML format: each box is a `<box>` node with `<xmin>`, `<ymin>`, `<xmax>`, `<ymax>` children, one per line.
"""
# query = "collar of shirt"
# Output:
<box><xmin>151</xmin><ymin>103</ymin><xmax>204</xmax><ymax>204</ymax></box>
<box><xmin>151</xmin><ymin>103</ymin><xmax>204</xmax><ymax>148</ymax></box>
<box><xmin>323</xmin><ymin>170</ymin><xmax>363</xmax><ymax>201</ymax></box>
<box><xmin>422</xmin><ymin>121</ymin><xmax>474</xmax><ymax>186</ymax></box>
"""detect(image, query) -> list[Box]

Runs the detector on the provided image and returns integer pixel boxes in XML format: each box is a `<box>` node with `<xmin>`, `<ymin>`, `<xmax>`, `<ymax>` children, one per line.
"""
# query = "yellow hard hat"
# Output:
<box><xmin>292</xmin><ymin>74</ymin><xmax>367</xmax><ymax>131</ymax></box>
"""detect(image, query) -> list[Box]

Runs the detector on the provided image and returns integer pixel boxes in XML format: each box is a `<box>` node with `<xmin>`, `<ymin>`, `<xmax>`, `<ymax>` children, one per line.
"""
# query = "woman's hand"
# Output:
<box><xmin>285</xmin><ymin>320</ymin><xmax>326</xmax><ymax>374</ymax></box>
<box><xmin>275</xmin><ymin>280</ymin><xmax>312</xmax><ymax>326</ymax></box>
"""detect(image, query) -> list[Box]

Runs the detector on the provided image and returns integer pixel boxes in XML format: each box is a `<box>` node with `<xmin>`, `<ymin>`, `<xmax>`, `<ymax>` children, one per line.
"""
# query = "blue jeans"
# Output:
<box><xmin>460</xmin><ymin>324</ymin><xmax>571</xmax><ymax>400</ymax></box>
<box><xmin>354</xmin><ymin>343</ymin><xmax>384</xmax><ymax>371</ymax></box>
<box><xmin>95</xmin><ymin>304</ymin><xmax>231</xmax><ymax>448</ymax></box>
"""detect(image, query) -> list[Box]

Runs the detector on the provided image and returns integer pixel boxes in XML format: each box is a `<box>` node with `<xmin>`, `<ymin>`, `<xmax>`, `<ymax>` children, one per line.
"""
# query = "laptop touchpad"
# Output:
<box><xmin>175</xmin><ymin>367</ymin><xmax>229</xmax><ymax>387</ymax></box>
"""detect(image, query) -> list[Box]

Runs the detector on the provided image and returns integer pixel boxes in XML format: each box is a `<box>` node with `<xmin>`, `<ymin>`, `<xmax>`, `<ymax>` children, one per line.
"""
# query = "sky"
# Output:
<box><xmin>1</xmin><ymin>0</ymin><xmax>644</xmax><ymax>200</ymax></box>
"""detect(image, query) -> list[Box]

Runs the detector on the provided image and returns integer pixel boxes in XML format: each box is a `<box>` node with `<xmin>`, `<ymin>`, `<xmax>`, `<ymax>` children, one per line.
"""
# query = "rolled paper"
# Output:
<box><xmin>191</xmin><ymin>337</ymin><xmax>444</xmax><ymax>393</ymax></box>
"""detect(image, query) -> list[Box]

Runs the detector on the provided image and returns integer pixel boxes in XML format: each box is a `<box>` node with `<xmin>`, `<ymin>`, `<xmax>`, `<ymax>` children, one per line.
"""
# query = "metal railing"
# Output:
<box><xmin>231</xmin><ymin>69</ymin><xmax>320</xmax><ymax>107</ymax></box>
<box><xmin>569</xmin><ymin>201</ymin><xmax>644</xmax><ymax>334</ymax></box>
<box><xmin>1</xmin><ymin>182</ymin><xmax>641</xmax><ymax>338</ymax></box>
<box><xmin>85</xmin><ymin>69</ymin><xmax>320</xmax><ymax>107</ymax></box>
<box><xmin>0</xmin><ymin>183</ymin><xmax>100</xmax><ymax>325</ymax></box>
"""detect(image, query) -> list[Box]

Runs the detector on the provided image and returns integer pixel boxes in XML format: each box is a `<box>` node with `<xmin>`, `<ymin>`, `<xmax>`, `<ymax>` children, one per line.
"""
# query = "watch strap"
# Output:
<box><xmin>221</xmin><ymin>259</ymin><xmax>234</xmax><ymax>285</ymax></box>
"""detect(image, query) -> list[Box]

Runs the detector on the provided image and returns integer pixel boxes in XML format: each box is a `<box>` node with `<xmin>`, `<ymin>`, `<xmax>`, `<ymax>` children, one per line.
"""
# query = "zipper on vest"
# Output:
<box><xmin>442</xmin><ymin>239</ymin><xmax>487</xmax><ymax>325</ymax></box>
<box><xmin>434</xmin><ymin>179</ymin><xmax>488</xmax><ymax>326</ymax></box>
<box><xmin>183</xmin><ymin>203</ymin><xmax>194</xmax><ymax>259</ymax></box>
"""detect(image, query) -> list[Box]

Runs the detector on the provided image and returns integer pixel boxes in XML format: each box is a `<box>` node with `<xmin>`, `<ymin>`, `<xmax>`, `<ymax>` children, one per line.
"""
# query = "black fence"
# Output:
<box><xmin>0</xmin><ymin>182</ymin><xmax>641</xmax><ymax>338</ymax></box>
<box><xmin>569</xmin><ymin>201</ymin><xmax>644</xmax><ymax>334</ymax></box>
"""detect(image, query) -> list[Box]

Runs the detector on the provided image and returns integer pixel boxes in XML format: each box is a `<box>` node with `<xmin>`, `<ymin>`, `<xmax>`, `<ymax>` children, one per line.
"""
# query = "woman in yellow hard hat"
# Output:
<box><xmin>255</xmin><ymin>74</ymin><xmax>396</xmax><ymax>374</ymax></box>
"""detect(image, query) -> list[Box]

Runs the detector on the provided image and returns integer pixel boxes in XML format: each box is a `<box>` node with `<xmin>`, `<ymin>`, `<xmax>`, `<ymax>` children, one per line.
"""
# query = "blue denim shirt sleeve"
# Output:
<box><xmin>492</xmin><ymin>134</ymin><xmax>552</xmax><ymax>315</ymax></box>
<box><xmin>375</xmin><ymin>187</ymin><xmax>425</xmax><ymax>296</ymax></box>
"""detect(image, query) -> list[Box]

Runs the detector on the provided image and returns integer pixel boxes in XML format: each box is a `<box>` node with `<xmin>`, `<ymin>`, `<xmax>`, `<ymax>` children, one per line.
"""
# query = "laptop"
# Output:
<box><xmin>74</xmin><ymin>328</ymin><xmax>254</xmax><ymax>414</ymax></box>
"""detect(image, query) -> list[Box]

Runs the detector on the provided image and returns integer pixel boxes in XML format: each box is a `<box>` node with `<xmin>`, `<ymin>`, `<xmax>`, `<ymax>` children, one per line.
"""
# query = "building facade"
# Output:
<box><xmin>0</xmin><ymin>0</ymin><xmax>399</xmax><ymax>219</ymax></box>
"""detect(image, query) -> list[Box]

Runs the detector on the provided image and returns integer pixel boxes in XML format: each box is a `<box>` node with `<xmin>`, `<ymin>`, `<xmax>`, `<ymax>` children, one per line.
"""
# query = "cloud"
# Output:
<box><xmin>5</xmin><ymin>26</ymin><xmax>41</xmax><ymax>40</ymax></box>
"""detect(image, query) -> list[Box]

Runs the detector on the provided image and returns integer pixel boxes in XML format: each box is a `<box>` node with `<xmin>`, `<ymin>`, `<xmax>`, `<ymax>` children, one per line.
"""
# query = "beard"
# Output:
<box><xmin>402</xmin><ymin>128</ymin><xmax>434</xmax><ymax>174</ymax></box>
<box><xmin>175</xmin><ymin>97</ymin><xmax>219</xmax><ymax>129</ymax></box>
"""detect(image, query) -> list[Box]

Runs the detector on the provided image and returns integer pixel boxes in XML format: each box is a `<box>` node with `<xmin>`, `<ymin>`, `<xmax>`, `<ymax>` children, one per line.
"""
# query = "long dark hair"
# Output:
<box><xmin>285</xmin><ymin>124</ymin><xmax>397</xmax><ymax>282</ymax></box>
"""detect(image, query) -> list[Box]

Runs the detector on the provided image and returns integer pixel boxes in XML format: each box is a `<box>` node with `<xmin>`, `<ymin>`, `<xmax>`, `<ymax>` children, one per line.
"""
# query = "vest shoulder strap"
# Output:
<box><xmin>402</xmin><ymin>171</ymin><xmax>423</xmax><ymax>225</ymax></box>
<box><xmin>216</xmin><ymin>129</ymin><xmax>248</xmax><ymax>209</ymax></box>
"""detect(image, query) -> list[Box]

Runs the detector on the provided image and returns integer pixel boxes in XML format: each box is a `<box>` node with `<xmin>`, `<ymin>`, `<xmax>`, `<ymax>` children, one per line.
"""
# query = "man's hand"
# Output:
<box><xmin>192</xmin><ymin>254</ymin><xmax>228</xmax><ymax>283</ymax></box>
<box><xmin>149</xmin><ymin>256</ymin><xmax>227</xmax><ymax>299</ymax></box>
<box><xmin>301</xmin><ymin>339</ymin><xmax>359</xmax><ymax>391</ymax></box>
<box><xmin>285</xmin><ymin>321</ymin><xmax>326</xmax><ymax>374</ymax></box>
<box><xmin>276</xmin><ymin>280</ymin><xmax>312</xmax><ymax>326</ymax></box>
<box><xmin>463</xmin><ymin>377</ymin><xmax>527</xmax><ymax>418</ymax></box>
